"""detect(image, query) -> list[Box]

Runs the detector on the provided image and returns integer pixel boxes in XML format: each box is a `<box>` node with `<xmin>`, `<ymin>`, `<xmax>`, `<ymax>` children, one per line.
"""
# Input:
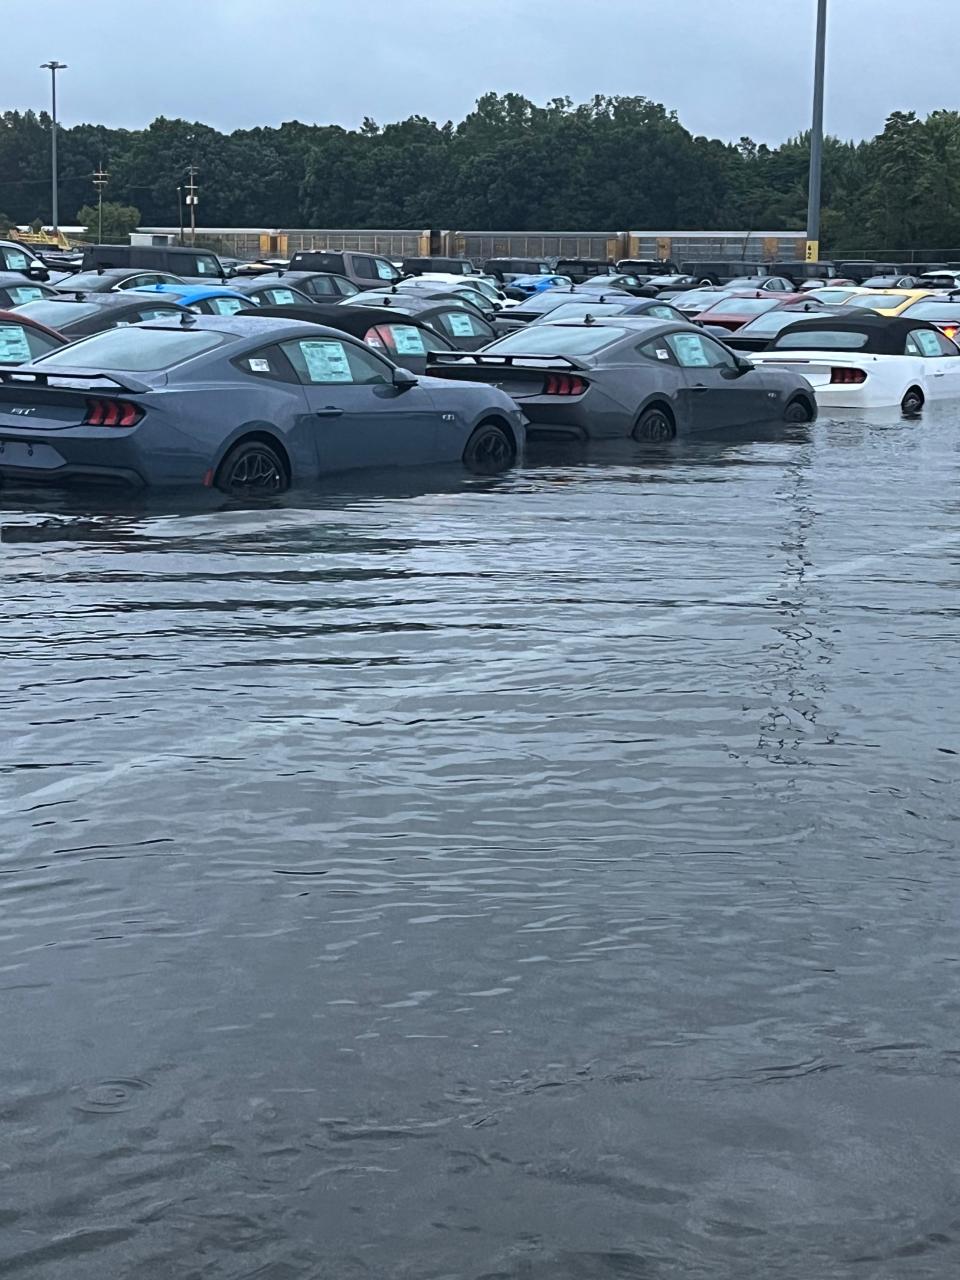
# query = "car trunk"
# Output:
<box><xmin>426</xmin><ymin>353</ymin><xmax>589</xmax><ymax>400</ymax></box>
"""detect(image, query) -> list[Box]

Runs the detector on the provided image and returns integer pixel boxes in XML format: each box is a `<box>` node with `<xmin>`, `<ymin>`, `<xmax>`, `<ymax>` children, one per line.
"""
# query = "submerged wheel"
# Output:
<box><xmin>784</xmin><ymin>397</ymin><xmax>814</xmax><ymax>423</ymax></box>
<box><xmin>216</xmin><ymin>439</ymin><xmax>288</xmax><ymax>495</ymax></box>
<box><xmin>633</xmin><ymin>407</ymin><xmax>676</xmax><ymax>442</ymax></box>
<box><xmin>463</xmin><ymin>422</ymin><xmax>516</xmax><ymax>473</ymax></box>
<box><xmin>901</xmin><ymin>388</ymin><xmax>924</xmax><ymax>415</ymax></box>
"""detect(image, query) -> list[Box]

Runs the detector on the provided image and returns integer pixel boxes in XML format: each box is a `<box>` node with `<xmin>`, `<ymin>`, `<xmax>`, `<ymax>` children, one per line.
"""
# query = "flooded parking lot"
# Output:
<box><xmin>2</xmin><ymin>410</ymin><xmax>959</xmax><ymax>1279</ymax></box>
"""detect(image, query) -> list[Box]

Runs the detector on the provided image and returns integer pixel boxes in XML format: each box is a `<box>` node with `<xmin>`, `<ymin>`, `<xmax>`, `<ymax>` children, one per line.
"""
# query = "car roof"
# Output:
<box><xmin>131</xmin><ymin>283</ymin><xmax>250</xmax><ymax>301</ymax></box>
<box><xmin>28</xmin><ymin>291</ymin><xmax>172</xmax><ymax>310</ymax></box>
<box><xmin>138</xmin><ymin>313</ymin><xmax>361</xmax><ymax>341</ymax></box>
<box><xmin>771</xmin><ymin>314</ymin><xmax>945</xmax><ymax>353</ymax></box>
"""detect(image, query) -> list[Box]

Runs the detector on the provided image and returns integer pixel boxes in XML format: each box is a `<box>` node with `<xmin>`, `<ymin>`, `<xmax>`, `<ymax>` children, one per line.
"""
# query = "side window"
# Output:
<box><xmin>649</xmin><ymin>305</ymin><xmax>677</xmax><ymax>319</ymax></box>
<box><xmin>907</xmin><ymin>328</ymin><xmax>954</xmax><ymax>357</ymax></box>
<box><xmin>364</xmin><ymin>323</ymin><xmax>447</xmax><ymax>357</ymax></box>
<box><xmin>351</xmin><ymin>256</ymin><xmax>377</xmax><ymax>280</ymax></box>
<box><xmin>7</xmin><ymin>285</ymin><xmax>46</xmax><ymax>305</ymax></box>
<box><xmin>337</xmin><ymin>277</ymin><xmax>360</xmax><ymax>296</ymax></box>
<box><xmin>281</xmin><ymin>337</ymin><xmax>391</xmax><ymax>385</ymax></box>
<box><xmin>124</xmin><ymin>274</ymin><xmax>162</xmax><ymax>289</ymax></box>
<box><xmin>305</xmin><ymin>276</ymin><xmax>336</xmax><ymax>296</ymax></box>
<box><xmin>639</xmin><ymin>339</ymin><xmax>677</xmax><ymax>365</ymax></box>
<box><xmin>193</xmin><ymin>255</ymin><xmax>221</xmax><ymax>276</ymax></box>
<box><xmin>135</xmin><ymin>306</ymin><xmax>182</xmax><ymax>321</ymax></box>
<box><xmin>208</xmin><ymin>297</ymin><xmax>246</xmax><ymax>315</ymax></box>
<box><xmin>437</xmin><ymin>311</ymin><xmax>494</xmax><ymax>340</ymax></box>
<box><xmin>374</xmin><ymin>258</ymin><xmax>397</xmax><ymax>281</ymax></box>
<box><xmin>234</xmin><ymin>344</ymin><xmax>298</xmax><ymax>382</ymax></box>
<box><xmin>933</xmin><ymin>330</ymin><xmax>960</xmax><ymax>356</ymax></box>
<box><xmin>665</xmin><ymin>331</ymin><xmax>736</xmax><ymax>369</ymax></box>
<box><xmin>2</xmin><ymin>247</ymin><xmax>31</xmax><ymax>271</ymax></box>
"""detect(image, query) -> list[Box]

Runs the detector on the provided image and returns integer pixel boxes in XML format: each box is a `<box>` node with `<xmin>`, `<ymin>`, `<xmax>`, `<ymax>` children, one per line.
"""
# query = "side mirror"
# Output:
<box><xmin>735</xmin><ymin>356</ymin><xmax>754</xmax><ymax>375</ymax></box>
<box><xmin>392</xmin><ymin>366</ymin><xmax>418</xmax><ymax>391</ymax></box>
<box><xmin>28</xmin><ymin>264</ymin><xmax>49</xmax><ymax>281</ymax></box>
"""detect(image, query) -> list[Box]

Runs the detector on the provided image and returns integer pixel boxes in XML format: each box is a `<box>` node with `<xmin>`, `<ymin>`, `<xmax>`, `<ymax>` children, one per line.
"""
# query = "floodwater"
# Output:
<box><xmin>1</xmin><ymin>411</ymin><xmax>958</xmax><ymax>1280</ymax></box>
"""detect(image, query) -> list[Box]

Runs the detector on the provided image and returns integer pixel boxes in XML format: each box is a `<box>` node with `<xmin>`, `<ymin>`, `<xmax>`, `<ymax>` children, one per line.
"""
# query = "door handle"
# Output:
<box><xmin>314</xmin><ymin>407</ymin><xmax>344</xmax><ymax>417</ymax></box>
<box><xmin>691</xmin><ymin>384</ymin><xmax>709</xmax><ymax>393</ymax></box>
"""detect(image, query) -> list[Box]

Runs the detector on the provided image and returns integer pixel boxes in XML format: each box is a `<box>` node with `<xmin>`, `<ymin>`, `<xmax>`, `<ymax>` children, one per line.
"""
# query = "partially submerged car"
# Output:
<box><xmin>842</xmin><ymin>289</ymin><xmax>939</xmax><ymax>317</ymax></box>
<box><xmin>0</xmin><ymin>315</ymin><xmax>526</xmax><ymax>491</ymax></box>
<box><xmin>426</xmin><ymin>317</ymin><xmax>816</xmax><ymax>441</ymax></box>
<box><xmin>0</xmin><ymin>272</ymin><xmax>58</xmax><ymax>309</ymax></box>
<box><xmin>531</xmin><ymin>298</ymin><xmax>687</xmax><ymax>326</ymax></box>
<box><xmin>287</xmin><ymin>250</ymin><xmax>401</xmax><ymax>290</ymax></box>
<box><xmin>749</xmin><ymin>314</ymin><xmax>960</xmax><ymax>411</ymax></box>
<box><xmin>130</xmin><ymin>284</ymin><xmax>267</xmax><ymax>315</ymax></box>
<box><xmin>341</xmin><ymin>290</ymin><xmax>499</xmax><ymax>349</ymax></box>
<box><xmin>692</xmin><ymin>294</ymin><xmax>806</xmax><ymax>332</ymax></box>
<box><xmin>229</xmin><ymin>269</ymin><xmax>360</xmax><ymax>300</ymax></box>
<box><xmin>53</xmin><ymin>267</ymin><xmax>185</xmax><ymax>293</ymax></box>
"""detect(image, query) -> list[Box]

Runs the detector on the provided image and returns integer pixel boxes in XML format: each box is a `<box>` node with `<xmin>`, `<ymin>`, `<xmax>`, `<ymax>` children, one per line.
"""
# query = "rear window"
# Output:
<box><xmin>35</xmin><ymin>327</ymin><xmax>228</xmax><ymax>370</ymax></box>
<box><xmin>14</xmin><ymin>299</ymin><xmax>102</xmax><ymax>325</ymax></box>
<box><xmin>484</xmin><ymin>325</ymin><xmax>627</xmax><ymax>356</ymax></box>
<box><xmin>538</xmin><ymin>302</ymin><xmax>631</xmax><ymax>322</ymax></box>
<box><xmin>701</xmin><ymin>297</ymin><xmax>779</xmax><ymax>317</ymax></box>
<box><xmin>738</xmin><ymin>309</ymin><xmax>823</xmax><ymax>337</ymax></box>
<box><xmin>902</xmin><ymin>302</ymin><xmax>960</xmax><ymax>320</ymax></box>
<box><xmin>846</xmin><ymin>293</ymin><xmax>911</xmax><ymax>311</ymax></box>
<box><xmin>773</xmin><ymin>329</ymin><xmax>871</xmax><ymax>350</ymax></box>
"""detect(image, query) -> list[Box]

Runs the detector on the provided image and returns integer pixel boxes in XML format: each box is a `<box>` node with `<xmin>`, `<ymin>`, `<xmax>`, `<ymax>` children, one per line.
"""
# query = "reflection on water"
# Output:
<box><xmin>2</xmin><ymin>412</ymin><xmax>959</xmax><ymax>1279</ymax></box>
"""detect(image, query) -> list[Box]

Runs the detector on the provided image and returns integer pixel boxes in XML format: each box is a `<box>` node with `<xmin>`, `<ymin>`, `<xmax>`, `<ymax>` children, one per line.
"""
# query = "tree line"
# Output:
<box><xmin>0</xmin><ymin>93</ymin><xmax>957</xmax><ymax>252</ymax></box>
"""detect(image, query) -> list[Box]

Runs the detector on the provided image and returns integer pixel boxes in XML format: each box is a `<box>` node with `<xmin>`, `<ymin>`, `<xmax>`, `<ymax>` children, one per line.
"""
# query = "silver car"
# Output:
<box><xmin>0</xmin><ymin>314</ymin><xmax>526</xmax><ymax>491</ymax></box>
<box><xmin>427</xmin><ymin>317</ymin><xmax>817</xmax><ymax>441</ymax></box>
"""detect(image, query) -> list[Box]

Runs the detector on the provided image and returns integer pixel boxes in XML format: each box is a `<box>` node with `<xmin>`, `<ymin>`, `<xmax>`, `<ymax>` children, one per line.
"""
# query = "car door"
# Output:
<box><xmin>905</xmin><ymin>327</ymin><xmax>960</xmax><ymax>398</ymax></box>
<box><xmin>664</xmin><ymin>330</ymin><xmax>772</xmax><ymax>428</ymax></box>
<box><xmin>279</xmin><ymin>334</ymin><xmax>441</xmax><ymax>473</ymax></box>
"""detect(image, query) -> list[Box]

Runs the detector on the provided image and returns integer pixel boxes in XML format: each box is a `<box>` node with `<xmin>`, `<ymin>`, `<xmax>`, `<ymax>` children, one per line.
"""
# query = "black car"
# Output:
<box><xmin>616</xmin><ymin>258</ymin><xmax>679</xmax><ymax>276</ymax></box>
<box><xmin>836</xmin><ymin>260</ymin><xmax>899</xmax><ymax>284</ymax></box>
<box><xmin>287</xmin><ymin>250</ymin><xmax>401</xmax><ymax>290</ymax></box>
<box><xmin>0</xmin><ymin>272</ymin><xmax>58</xmax><ymax>309</ymax></box>
<box><xmin>341</xmin><ymin>290</ymin><xmax>499</xmax><ymax>350</ymax></box>
<box><xmin>238</xmin><ymin>269</ymin><xmax>360</xmax><ymax>300</ymax></box>
<box><xmin>53</xmin><ymin>267</ymin><xmax>185</xmax><ymax>293</ymax></box>
<box><xmin>482</xmin><ymin>258</ymin><xmax>553</xmax><ymax>283</ymax></box>
<box><xmin>251</xmin><ymin>303</ymin><xmax>459</xmax><ymax>374</ymax></box>
<box><xmin>722</xmin><ymin>302</ymin><xmax>861</xmax><ymax>352</ymax></box>
<box><xmin>401</xmin><ymin>256</ymin><xmax>475</xmax><ymax>277</ymax></box>
<box><xmin>11</xmin><ymin>291</ymin><xmax>188</xmax><ymax>338</ymax></box>
<box><xmin>221</xmin><ymin>276</ymin><xmax>320</xmax><ymax>307</ymax></box>
<box><xmin>555</xmin><ymin>258</ymin><xmax>615</xmax><ymax>283</ymax></box>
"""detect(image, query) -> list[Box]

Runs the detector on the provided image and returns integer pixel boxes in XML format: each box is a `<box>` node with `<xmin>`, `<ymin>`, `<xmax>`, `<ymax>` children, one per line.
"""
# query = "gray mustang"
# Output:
<box><xmin>427</xmin><ymin>316</ymin><xmax>817</xmax><ymax>441</ymax></box>
<box><xmin>0</xmin><ymin>314</ymin><xmax>526</xmax><ymax>491</ymax></box>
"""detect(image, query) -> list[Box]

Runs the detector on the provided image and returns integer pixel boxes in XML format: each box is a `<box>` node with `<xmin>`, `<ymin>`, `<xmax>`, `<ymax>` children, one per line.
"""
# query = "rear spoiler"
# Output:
<box><xmin>0</xmin><ymin>369</ymin><xmax>151</xmax><ymax>394</ymax></box>
<box><xmin>426</xmin><ymin>352</ymin><xmax>586</xmax><ymax>372</ymax></box>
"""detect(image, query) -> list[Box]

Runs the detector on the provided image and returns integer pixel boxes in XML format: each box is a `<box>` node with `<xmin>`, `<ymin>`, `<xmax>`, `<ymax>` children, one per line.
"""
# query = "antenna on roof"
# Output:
<box><xmin>179</xmin><ymin>310</ymin><xmax>196</xmax><ymax>326</ymax></box>
<box><xmin>73</xmin><ymin>291</ymin><xmax>85</xmax><ymax>301</ymax></box>
<box><xmin>584</xmin><ymin>313</ymin><xmax>596</xmax><ymax>325</ymax></box>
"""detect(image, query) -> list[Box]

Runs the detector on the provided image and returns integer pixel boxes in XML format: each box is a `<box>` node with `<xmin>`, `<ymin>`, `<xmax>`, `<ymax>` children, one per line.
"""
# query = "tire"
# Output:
<box><xmin>462</xmin><ymin>422</ymin><xmax>516</xmax><ymax>474</ymax></box>
<box><xmin>633</xmin><ymin>406</ymin><xmax>676</xmax><ymax>442</ymax></box>
<box><xmin>900</xmin><ymin>387</ymin><xmax>924</xmax><ymax>415</ymax></box>
<box><xmin>784</xmin><ymin>397</ymin><xmax>814</xmax><ymax>423</ymax></box>
<box><xmin>215</xmin><ymin>438</ymin><xmax>288</xmax><ymax>495</ymax></box>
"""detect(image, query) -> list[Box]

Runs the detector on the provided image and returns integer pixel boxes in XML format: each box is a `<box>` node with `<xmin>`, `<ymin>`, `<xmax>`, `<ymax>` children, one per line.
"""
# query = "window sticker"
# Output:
<box><xmin>10</xmin><ymin>286</ymin><xmax>43</xmax><ymax>304</ymax></box>
<box><xmin>0</xmin><ymin>324</ymin><xmax>31</xmax><ymax>362</ymax></box>
<box><xmin>270</xmin><ymin>289</ymin><xmax>297</xmax><ymax>304</ymax></box>
<box><xmin>671</xmin><ymin>333</ymin><xmax>710</xmax><ymax>366</ymax></box>
<box><xmin>448</xmin><ymin>313</ymin><xmax>476</xmax><ymax>338</ymax></box>
<box><xmin>301</xmin><ymin>340</ymin><xmax>353</xmax><ymax>382</ymax></box>
<box><xmin>391</xmin><ymin>325</ymin><xmax>426</xmax><ymax>356</ymax></box>
<box><xmin>248</xmin><ymin>358</ymin><xmax>272</xmax><ymax>372</ymax></box>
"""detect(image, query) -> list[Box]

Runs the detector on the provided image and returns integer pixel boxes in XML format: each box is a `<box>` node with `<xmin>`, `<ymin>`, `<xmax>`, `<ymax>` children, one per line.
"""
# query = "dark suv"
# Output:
<box><xmin>401</xmin><ymin>256</ymin><xmax>475</xmax><ymax>277</ymax></box>
<box><xmin>555</xmin><ymin>258</ymin><xmax>615</xmax><ymax>283</ymax></box>
<box><xmin>288</xmin><ymin>250</ymin><xmax>401</xmax><ymax>290</ymax></box>
<box><xmin>482</xmin><ymin>258</ymin><xmax>552</xmax><ymax>282</ymax></box>
<box><xmin>81</xmin><ymin>244</ymin><xmax>226</xmax><ymax>281</ymax></box>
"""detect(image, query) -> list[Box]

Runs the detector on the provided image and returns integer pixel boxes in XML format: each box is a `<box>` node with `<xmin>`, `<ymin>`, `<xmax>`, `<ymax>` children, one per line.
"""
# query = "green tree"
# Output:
<box><xmin>75</xmin><ymin>201</ymin><xmax>141</xmax><ymax>243</ymax></box>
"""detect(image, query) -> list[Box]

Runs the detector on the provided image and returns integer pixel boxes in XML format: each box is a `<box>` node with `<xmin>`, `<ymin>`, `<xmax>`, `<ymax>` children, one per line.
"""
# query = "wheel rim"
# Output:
<box><xmin>643</xmin><ymin>412</ymin><xmax>672</xmax><ymax>441</ymax></box>
<box><xmin>228</xmin><ymin>449</ymin><xmax>282</xmax><ymax>492</ymax></box>
<box><xmin>902</xmin><ymin>392</ymin><xmax>922</xmax><ymax>413</ymax></box>
<box><xmin>473</xmin><ymin>430</ymin><xmax>510</xmax><ymax>469</ymax></box>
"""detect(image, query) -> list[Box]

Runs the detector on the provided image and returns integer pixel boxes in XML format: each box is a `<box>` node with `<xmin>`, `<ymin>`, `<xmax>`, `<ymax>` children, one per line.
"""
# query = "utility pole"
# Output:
<box><xmin>93</xmin><ymin>163</ymin><xmax>109</xmax><ymax>242</ymax></box>
<box><xmin>40</xmin><ymin>61</ymin><xmax>67</xmax><ymax>235</ymax></box>
<box><xmin>185</xmin><ymin>164</ymin><xmax>199</xmax><ymax>246</ymax></box>
<box><xmin>176</xmin><ymin>186</ymin><xmax>185</xmax><ymax>245</ymax></box>
<box><xmin>805</xmin><ymin>0</ymin><xmax>828</xmax><ymax>263</ymax></box>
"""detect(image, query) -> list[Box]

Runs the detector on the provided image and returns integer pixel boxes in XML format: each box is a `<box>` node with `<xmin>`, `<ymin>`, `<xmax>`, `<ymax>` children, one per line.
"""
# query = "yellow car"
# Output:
<box><xmin>843</xmin><ymin>289</ymin><xmax>942</xmax><ymax>317</ymax></box>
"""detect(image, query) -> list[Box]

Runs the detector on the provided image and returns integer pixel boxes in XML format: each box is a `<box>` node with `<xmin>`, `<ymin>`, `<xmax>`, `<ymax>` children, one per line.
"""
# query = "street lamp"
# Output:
<box><xmin>805</xmin><ymin>0</ymin><xmax>827</xmax><ymax>263</ymax></box>
<box><xmin>40</xmin><ymin>61</ymin><xmax>67</xmax><ymax>235</ymax></box>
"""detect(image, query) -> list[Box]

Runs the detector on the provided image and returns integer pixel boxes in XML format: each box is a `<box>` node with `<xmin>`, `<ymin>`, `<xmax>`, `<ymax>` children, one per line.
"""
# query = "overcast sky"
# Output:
<box><xmin>6</xmin><ymin>0</ymin><xmax>959</xmax><ymax>144</ymax></box>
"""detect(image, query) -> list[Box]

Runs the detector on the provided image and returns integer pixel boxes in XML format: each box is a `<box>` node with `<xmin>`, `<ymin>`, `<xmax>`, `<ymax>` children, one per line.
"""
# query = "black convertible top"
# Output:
<box><xmin>771</xmin><ymin>314</ymin><xmax>947</xmax><ymax>354</ymax></box>
<box><xmin>250</xmin><ymin>302</ymin><xmax>436</xmax><ymax>335</ymax></box>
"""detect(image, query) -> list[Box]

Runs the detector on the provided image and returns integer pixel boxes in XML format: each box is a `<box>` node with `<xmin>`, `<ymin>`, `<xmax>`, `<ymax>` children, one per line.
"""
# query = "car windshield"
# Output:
<box><xmin>773</xmin><ymin>329</ymin><xmax>871</xmax><ymax>350</ymax></box>
<box><xmin>483</xmin><ymin>325</ymin><xmax>627</xmax><ymax>356</ymax></box>
<box><xmin>677</xmin><ymin>290</ymin><xmax>726</xmax><ymax>308</ymax></box>
<box><xmin>902</xmin><ymin>302</ymin><xmax>960</xmax><ymax>319</ymax></box>
<box><xmin>538</xmin><ymin>302</ymin><xmax>631</xmax><ymax>322</ymax></box>
<box><xmin>34</xmin><ymin>326</ymin><xmax>228</xmax><ymax>370</ymax></box>
<box><xmin>806</xmin><ymin>289</ymin><xmax>860</xmax><ymax>304</ymax></box>
<box><xmin>847</xmin><ymin>293</ymin><xmax>911</xmax><ymax>310</ymax></box>
<box><xmin>60</xmin><ymin>272</ymin><xmax>121</xmax><ymax>290</ymax></box>
<box><xmin>723</xmin><ymin>278</ymin><xmax>761</xmax><ymax>287</ymax></box>
<box><xmin>14</xmin><ymin>299</ymin><xmax>103</xmax><ymax>325</ymax></box>
<box><xmin>700</xmin><ymin>297</ymin><xmax>779</xmax><ymax>317</ymax></box>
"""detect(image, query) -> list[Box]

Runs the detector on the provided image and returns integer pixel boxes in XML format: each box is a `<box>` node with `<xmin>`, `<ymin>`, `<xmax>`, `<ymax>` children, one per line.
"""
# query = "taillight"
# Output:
<box><xmin>829</xmin><ymin>367</ymin><xmax>867</xmax><ymax>384</ymax></box>
<box><xmin>84</xmin><ymin>398</ymin><xmax>143</xmax><ymax>427</ymax></box>
<box><xmin>941</xmin><ymin>325</ymin><xmax>958</xmax><ymax>339</ymax></box>
<box><xmin>542</xmin><ymin>373</ymin><xmax>587</xmax><ymax>395</ymax></box>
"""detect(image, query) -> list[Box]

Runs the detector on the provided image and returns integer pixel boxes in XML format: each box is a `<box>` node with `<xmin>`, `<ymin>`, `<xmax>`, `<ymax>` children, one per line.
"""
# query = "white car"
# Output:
<box><xmin>749</xmin><ymin>315</ymin><xmax>960</xmax><ymax>411</ymax></box>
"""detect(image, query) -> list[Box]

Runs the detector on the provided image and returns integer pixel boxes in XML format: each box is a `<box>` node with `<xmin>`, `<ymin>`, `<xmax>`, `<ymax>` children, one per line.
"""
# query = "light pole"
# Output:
<box><xmin>805</xmin><ymin>0</ymin><xmax>827</xmax><ymax>263</ymax></box>
<box><xmin>40</xmin><ymin>61</ymin><xmax>67</xmax><ymax>235</ymax></box>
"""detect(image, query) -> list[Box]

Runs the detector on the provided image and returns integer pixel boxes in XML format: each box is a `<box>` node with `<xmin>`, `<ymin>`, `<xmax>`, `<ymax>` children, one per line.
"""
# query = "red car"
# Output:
<box><xmin>694</xmin><ymin>292</ymin><xmax>809</xmax><ymax>332</ymax></box>
<box><xmin>0</xmin><ymin>308</ymin><xmax>66</xmax><ymax>365</ymax></box>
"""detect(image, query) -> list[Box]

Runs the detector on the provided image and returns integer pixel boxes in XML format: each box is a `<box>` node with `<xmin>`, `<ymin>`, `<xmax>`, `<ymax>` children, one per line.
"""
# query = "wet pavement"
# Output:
<box><xmin>2</xmin><ymin>412</ymin><xmax>959</xmax><ymax>1279</ymax></box>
